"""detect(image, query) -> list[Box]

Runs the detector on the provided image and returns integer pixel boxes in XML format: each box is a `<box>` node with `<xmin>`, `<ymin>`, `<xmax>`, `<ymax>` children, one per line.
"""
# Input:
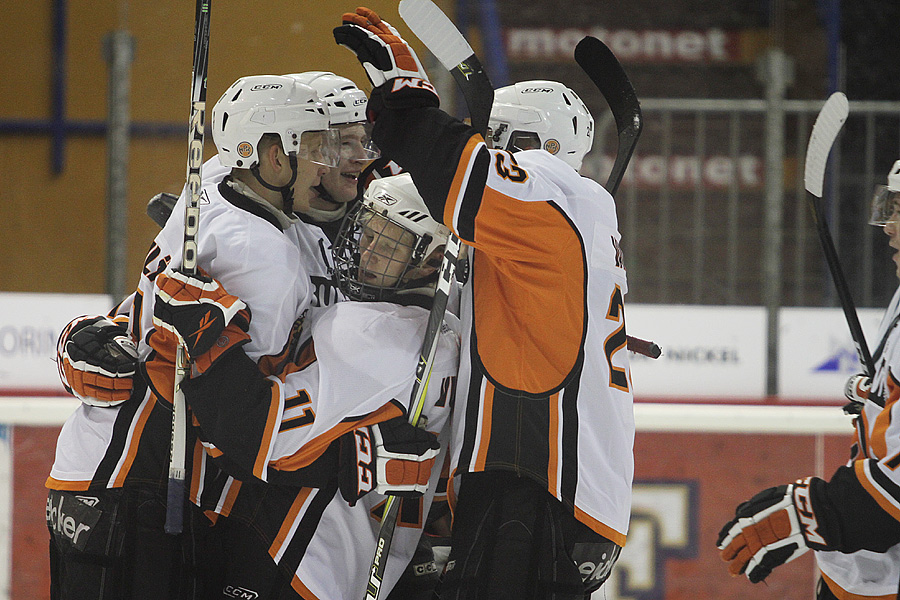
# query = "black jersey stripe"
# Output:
<box><xmin>277</xmin><ymin>481</ymin><xmax>339</xmax><ymax>571</ymax></box>
<box><xmin>89</xmin><ymin>381</ymin><xmax>150</xmax><ymax>489</ymax></box>
<box><xmin>456</xmin><ymin>366</ymin><xmax>485</xmax><ymax>474</ymax></box>
<box><xmin>560</xmin><ymin>364</ymin><xmax>582</xmax><ymax>504</ymax></box>
<box><xmin>455</xmin><ymin>146</ymin><xmax>491</xmax><ymax>242</ymax></box>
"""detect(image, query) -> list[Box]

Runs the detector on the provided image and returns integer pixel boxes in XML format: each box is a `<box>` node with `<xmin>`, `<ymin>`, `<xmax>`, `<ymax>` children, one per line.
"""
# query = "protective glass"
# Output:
<box><xmin>869</xmin><ymin>185</ymin><xmax>900</xmax><ymax>226</ymax></box>
<box><xmin>338</xmin><ymin>122</ymin><xmax>380</xmax><ymax>161</ymax></box>
<box><xmin>296</xmin><ymin>129</ymin><xmax>342</xmax><ymax>168</ymax></box>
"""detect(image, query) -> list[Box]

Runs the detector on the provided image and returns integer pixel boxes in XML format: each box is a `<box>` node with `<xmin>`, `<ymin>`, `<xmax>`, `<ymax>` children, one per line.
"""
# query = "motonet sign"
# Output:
<box><xmin>506</xmin><ymin>27</ymin><xmax>748</xmax><ymax>63</ymax></box>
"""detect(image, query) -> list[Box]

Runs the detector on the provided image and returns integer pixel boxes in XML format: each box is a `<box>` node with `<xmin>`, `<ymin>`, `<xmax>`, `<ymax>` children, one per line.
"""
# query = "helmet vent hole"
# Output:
<box><xmin>562</xmin><ymin>93</ymin><xmax>572</xmax><ymax>106</ymax></box>
<box><xmin>231</xmin><ymin>89</ymin><xmax>243</xmax><ymax>102</ymax></box>
<box><xmin>221</xmin><ymin>113</ymin><xmax>229</xmax><ymax>130</ymax></box>
<box><xmin>572</xmin><ymin>116</ymin><xmax>578</xmax><ymax>134</ymax></box>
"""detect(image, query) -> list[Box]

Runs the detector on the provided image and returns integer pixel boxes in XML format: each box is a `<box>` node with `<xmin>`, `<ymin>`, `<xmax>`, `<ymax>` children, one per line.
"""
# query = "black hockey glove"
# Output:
<box><xmin>57</xmin><ymin>315</ymin><xmax>138</xmax><ymax>406</ymax></box>
<box><xmin>152</xmin><ymin>268</ymin><xmax>251</xmax><ymax>374</ymax></box>
<box><xmin>338</xmin><ymin>415</ymin><xmax>440</xmax><ymax>506</ymax></box>
<box><xmin>717</xmin><ymin>477</ymin><xmax>837</xmax><ymax>583</ymax></box>
<box><xmin>334</xmin><ymin>7</ymin><xmax>439</xmax><ymax>121</ymax></box>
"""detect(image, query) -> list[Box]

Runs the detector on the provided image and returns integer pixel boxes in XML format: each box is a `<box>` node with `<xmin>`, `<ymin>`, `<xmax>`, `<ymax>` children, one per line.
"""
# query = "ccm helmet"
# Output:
<box><xmin>488</xmin><ymin>80</ymin><xmax>594</xmax><ymax>171</ymax></box>
<box><xmin>211</xmin><ymin>74</ymin><xmax>340</xmax><ymax>170</ymax></box>
<box><xmin>287</xmin><ymin>71</ymin><xmax>379</xmax><ymax>161</ymax></box>
<box><xmin>333</xmin><ymin>173</ymin><xmax>450</xmax><ymax>301</ymax></box>
<box><xmin>870</xmin><ymin>160</ymin><xmax>900</xmax><ymax>226</ymax></box>
<box><xmin>287</xmin><ymin>71</ymin><xmax>367</xmax><ymax>126</ymax></box>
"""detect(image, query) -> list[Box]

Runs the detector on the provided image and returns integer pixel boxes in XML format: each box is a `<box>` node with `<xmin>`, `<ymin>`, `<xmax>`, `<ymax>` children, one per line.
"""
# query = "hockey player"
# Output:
<box><xmin>335</xmin><ymin>8</ymin><xmax>633</xmax><ymax>599</ymax></box>
<box><xmin>717</xmin><ymin>160</ymin><xmax>900</xmax><ymax>599</ymax></box>
<box><xmin>145</xmin><ymin>173</ymin><xmax>458</xmax><ymax>599</ymax></box>
<box><xmin>47</xmin><ymin>74</ymin><xmax>342</xmax><ymax>599</ymax></box>
<box><xmin>54</xmin><ymin>71</ymin><xmax>376</xmax><ymax>410</ymax></box>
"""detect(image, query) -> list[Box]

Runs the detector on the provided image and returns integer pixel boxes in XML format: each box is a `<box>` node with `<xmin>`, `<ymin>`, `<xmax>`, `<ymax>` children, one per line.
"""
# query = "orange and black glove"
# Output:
<box><xmin>333</xmin><ymin>7</ymin><xmax>439</xmax><ymax>120</ymax></box>
<box><xmin>151</xmin><ymin>268</ymin><xmax>251</xmax><ymax>375</ymax></box>
<box><xmin>717</xmin><ymin>477</ymin><xmax>835</xmax><ymax>583</ymax></box>
<box><xmin>57</xmin><ymin>315</ymin><xmax>137</xmax><ymax>406</ymax></box>
<box><xmin>338</xmin><ymin>416</ymin><xmax>440</xmax><ymax>506</ymax></box>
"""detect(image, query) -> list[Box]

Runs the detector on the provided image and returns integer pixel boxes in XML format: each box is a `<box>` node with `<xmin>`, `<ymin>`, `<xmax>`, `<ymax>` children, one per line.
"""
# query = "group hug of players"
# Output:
<box><xmin>45</xmin><ymin>6</ymin><xmax>900</xmax><ymax>600</ymax></box>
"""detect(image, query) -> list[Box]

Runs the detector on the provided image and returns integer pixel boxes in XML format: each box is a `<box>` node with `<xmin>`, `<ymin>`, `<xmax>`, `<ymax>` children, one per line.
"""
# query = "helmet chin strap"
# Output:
<box><xmin>251</xmin><ymin>153</ymin><xmax>298</xmax><ymax>215</ymax></box>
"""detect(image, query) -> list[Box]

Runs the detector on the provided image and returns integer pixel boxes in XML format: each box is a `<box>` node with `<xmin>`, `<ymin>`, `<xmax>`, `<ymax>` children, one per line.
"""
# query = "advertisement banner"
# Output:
<box><xmin>778</xmin><ymin>307</ymin><xmax>884</xmax><ymax>401</ymax></box>
<box><xmin>627</xmin><ymin>305</ymin><xmax>767</xmax><ymax>399</ymax></box>
<box><xmin>0</xmin><ymin>293</ymin><xmax>112</xmax><ymax>395</ymax></box>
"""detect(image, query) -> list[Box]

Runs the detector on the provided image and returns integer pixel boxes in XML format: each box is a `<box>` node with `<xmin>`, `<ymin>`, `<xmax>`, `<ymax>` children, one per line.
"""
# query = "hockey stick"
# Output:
<box><xmin>803</xmin><ymin>92</ymin><xmax>879</xmax><ymax>403</ymax></box>
<box><xmin>626</xmin><ymin>335</ymin><xmax>662</xmax><ymax>359</ymax></box>
<box><xmin>166</xmin><ymin>0</ymin><xmax>211</xmax><ymax>535</ymax></box>
<box><xmin>353</xmin><ymin>2</ymin><xmax>490</xmax><ymax>599</ymax></box>
<box><xmin>147</xmin><ymin>192</ymin><xmax>178</xmax><ymax>228</ymax></box>
<box><xmin>574</xmin><ymin>36</ymin><xmax>642</xmax><ymax>197</ymax></box>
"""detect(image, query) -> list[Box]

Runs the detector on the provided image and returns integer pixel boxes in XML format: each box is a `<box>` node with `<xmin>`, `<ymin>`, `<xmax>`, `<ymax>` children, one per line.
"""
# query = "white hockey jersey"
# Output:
<box><xmin>181</xmin><ymin>300</ymin><xmax>460</xmax><ymax>599</ymax></box>
<box><xmin>373</xmin><ymin>105</ymin><xmax>635</xmax><ymax>546</ymax></box>
<box><xmin>48</xmin><ymin>156</ymin><xmax>344</xmax><ymax>493</ymax></box>
<box><xmin>445</xmin><ymin>147</ymin><xmax>634</xmax><ymax>546</ymax></box>
<box><xmin>816</xmin><ymin>284</ymin><xmax>900</xmax><ymax>599</ymax></box>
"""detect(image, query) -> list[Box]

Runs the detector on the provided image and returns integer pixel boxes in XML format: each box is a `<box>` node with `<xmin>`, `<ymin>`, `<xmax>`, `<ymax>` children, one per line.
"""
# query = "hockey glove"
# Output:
<box><xmin>339</xmin><ymin>415</ymin><xmax>440</xmax><ymax>506</ymax></box>
<box><xmin>57</xmin><ymin>315</ymin><xmax>138</xmax><ymax>406</ymax></box>
<box><xmin>334</xmin><ymin>7</ymin><xmax>439</xmax><ymax>120</ymax></box>
<box><xmin>842</xmin><ymin>373</ymin><xmax>871</xmax><ymax>415</ymax></box>
<box><xmin>152</xmin><ymin>268</ymin><xmax>251</xmax><ymax>374</ymax></box>
<box><xmin>717</xmin><ymin>477</ymin><xmax>836</xmax><ymax>583</ymax></box>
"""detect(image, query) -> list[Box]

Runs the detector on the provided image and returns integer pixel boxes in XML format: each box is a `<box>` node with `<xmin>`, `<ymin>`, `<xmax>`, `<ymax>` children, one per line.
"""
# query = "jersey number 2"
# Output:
<box><xmin>604</xmin><ymin>285</ymin><xmax>629</xmax><ymax>392</ymax></box>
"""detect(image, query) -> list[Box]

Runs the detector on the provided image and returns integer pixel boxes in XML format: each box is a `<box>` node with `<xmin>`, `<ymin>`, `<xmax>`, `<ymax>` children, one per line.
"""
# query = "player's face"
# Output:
<box><xmin>357</xmin><ymin>213</ymin><xmax>417</xmax><ymax>288</ymax></box>
<box><xmin>293</xmin><ymin>132</ymin><xmax>331</xmax><ymax>210</ymax></box>
<box><xmin>883</xmin><ymin>197</ymin><xmax>900</xmax><ymax>279</ymax></box>
<box><xmin>320</xmin><ymin>124</ymin><xmax>372</xmax><ymax>204</ymax></box>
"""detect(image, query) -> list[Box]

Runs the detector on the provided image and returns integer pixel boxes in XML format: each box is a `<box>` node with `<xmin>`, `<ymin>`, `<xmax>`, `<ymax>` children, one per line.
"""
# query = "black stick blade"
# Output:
<box><xmin>575</xmin><ymin>36</ymin><xmax>642</xmax><ymax>196</ymax></box>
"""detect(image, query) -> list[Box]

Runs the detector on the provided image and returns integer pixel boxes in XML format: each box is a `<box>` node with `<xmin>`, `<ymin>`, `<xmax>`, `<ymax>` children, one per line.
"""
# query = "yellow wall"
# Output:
<box><xmin>0</xmin><ymin>0</ymin><xmax>447</xmax><ymax>295</ymax></box>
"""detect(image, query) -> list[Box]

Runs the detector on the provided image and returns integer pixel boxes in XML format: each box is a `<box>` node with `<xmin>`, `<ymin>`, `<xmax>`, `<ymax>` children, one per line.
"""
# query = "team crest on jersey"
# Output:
<box><xmin>543</xmin><ymin>139</ymin><xmax>560</xmax><ymax>155</ymax></box>
<box><xmin>237</xmin><ymin>141</ymin><xmax>254</xmax><ymax>158</ymax></box>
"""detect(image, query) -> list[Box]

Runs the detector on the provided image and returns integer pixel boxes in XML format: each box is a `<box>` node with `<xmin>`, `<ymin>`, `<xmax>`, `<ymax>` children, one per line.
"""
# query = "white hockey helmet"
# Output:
<box><xmin>869</xmin><ymin>160</ymin><xmax>900</xmax><ymax>226</ymax></box>
<box><xmin>286</xmin><ymin>71</ymin><xmax>368</xmax><ymax>125</ymax></box>
<box><xmin>211</xmin><ymin>74</ymin><xmax>341</xmax><ymax>169</ymax></box>
<box><xmin>488</xmin><ymin>80</ymin><xmax>594</xmax><ymax>171</ymax></box>
<box><xmin>333</xmin><ymin>173</ymin><xmax>450</xmax><ymax>301</ymax></box>
<box><xmin>287</xmin><ymin>71</ymin><xmax>379</xmax><ymax>161</ymax></box>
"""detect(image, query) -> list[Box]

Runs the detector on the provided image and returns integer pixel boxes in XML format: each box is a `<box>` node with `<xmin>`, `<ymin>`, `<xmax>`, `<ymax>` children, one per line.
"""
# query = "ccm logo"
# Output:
<box><xmin>224</xmin><ymin>586</ymin><xmax>259</xmax><ymax>599</ymax></box>
<box><xmin>521</xmin><ymin>87</ymin><xmax>554</xmax><ymax>93</ymax></box>
<box><xmin>251</xmin><ymin>84</ymin><xmax>282</xmax><ymax>91</ymax></box>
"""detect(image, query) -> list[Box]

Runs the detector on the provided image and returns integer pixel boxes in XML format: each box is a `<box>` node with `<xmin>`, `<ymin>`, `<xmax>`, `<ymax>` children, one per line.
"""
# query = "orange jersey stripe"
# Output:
<box><xmin>112</xmin><ymin>395</ymin><xmax>156</xmax><ymax>487</ymax></box>
<box><xmin>854</xmin><ymin>460</ymin><xmax>900</xmax><ymax>522</ymax></box>
<box><xmin>270</xmin><ymin>402</ymin><xmax>403</xmax><ymax>471</ymax></box>
<box><xmin>573</xmin><ymin>505</ymin><xmax>627</xmax><ymax>547</ymax></box>
<box><xmin>870</xmin><ymin>375</ymin><xmax>900</xmax><ymax>459</ymax></box>
<box><xmin>271</xmin><ymin>488</ymin><xmax>313</xmax><ymax>560</ymax></box>
<box><xmin>290</xmin><ymin>575</ymin><xmax>323</xmax><ymax>600</ymax></box>
<box><xmin>218</xmin><ymin>479</ymin><xmax>242</xmax><ymax>518</ymax></box>
<box><xmin>190</xmin><ymin>440</ymin><xmax>205</xmax><ymax>502</ymax></box>
<box><xmin>44</xmin><ymin>477</ymin><xmax>91</xmax><ymax>491</ymax></box>
<box><xmin>547</xmin><ymin>392</ymin><xmax>560</xmax><ymax>495</ymax></box>
<box><xmin>252</xmin><ymin>383</ymin><xmax>283</xmax><ymax>479</ymax></box>
<box><xmin>474</xmin><ymin>383</ymin><xmax>495</xmax><ymax>472</ymax></box>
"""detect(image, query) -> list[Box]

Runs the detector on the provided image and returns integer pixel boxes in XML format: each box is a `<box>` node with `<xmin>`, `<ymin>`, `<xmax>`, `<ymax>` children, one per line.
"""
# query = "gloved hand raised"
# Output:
<box><xmin>334</xmin><ymin>6</ymin><xmax>439</xmax><ymax>119</ymax></box>
<box><xmin>57</xmin><ymin>315</ymin><xmax>138</xmax><ymax>406</ymax></box>
<box><xmin>339</xmin><ymin>415</ymin><xmax>440</xmax><ymax>506</ymax></box>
